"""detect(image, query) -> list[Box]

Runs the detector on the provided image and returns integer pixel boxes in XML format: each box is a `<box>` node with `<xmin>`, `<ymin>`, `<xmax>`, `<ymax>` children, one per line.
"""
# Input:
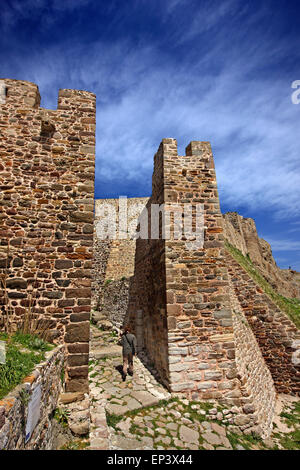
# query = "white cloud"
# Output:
<box><xmin>178</xmin><ymin>0</ymin><xmax>240</xmax><ymax>39</ymax></box>
<box><xmin>1</xmin><ymin>1</ymin><xmax>299</xmax><ymax>221</ymax></box>
<box><xmin>12</xmin><ymin>33</ymin><xmax>299</xmax><ymax>218</ymax></box>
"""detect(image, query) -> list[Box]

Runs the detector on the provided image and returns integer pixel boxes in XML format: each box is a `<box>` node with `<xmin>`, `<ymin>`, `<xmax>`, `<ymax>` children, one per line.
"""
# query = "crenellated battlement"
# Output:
<box><xmin>0</xmin><ymin>78</ymin><xmax>96</xmax><ymax>113</ymax></box>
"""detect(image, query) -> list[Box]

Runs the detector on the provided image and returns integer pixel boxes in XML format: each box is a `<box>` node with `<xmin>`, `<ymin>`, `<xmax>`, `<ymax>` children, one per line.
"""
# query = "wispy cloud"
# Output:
<box><xmin>1</xmin><ymin>0</ymin><xmax>299</xmax><ymax>221</ymax></box>
<box><xmin>174</xmin><ymin>0</ymin><xmax>241</xmax><ymax>40</ymax></box>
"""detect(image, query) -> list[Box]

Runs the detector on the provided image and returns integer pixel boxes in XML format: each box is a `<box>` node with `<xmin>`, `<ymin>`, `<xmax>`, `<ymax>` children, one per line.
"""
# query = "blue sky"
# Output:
<box><xmin>1</xmin><ymin>0</ymin><xmax>300</xmax><ymax>271</ymax></box>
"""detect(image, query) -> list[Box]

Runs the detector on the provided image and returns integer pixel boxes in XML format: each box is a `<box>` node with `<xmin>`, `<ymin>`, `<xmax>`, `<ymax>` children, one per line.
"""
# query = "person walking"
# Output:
<box><xmin>120</xmin><ymin>326</ymin><xmax>137</xmax><ymax>381</ymax></box>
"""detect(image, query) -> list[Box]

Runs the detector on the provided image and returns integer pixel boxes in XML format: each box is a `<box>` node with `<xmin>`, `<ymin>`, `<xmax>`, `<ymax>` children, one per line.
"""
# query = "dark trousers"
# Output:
<box><xmin>123</xmin><ymin>353</ymin><xmax>133</xmax><ymax>375</ymax></box>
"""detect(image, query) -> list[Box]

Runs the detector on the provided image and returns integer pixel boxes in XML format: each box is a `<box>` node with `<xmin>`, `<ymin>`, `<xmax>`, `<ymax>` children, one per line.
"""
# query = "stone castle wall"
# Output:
<box><xmin>0</xmin><ymin>345</ymin><xmax>64</xmax><ymax>450</ymax></box>
<box><xmin>222</xmin><ymin>212</ymin><xmax>300</xmax><ymax>299</ymax></box>
<box><xmin>227</xmin><ymin>251</ymin><xmax>300</xmax><ymax>395</ymax></box>
<box><xmin>0</xmin><ymin>79</ymin><xmax>96</xmax><ymax>393</ymax></box>
<box><xmin>93</xmin><ymin>198</ymin><xmax>149</xmax><ymax>279</ymax></box>
<box><xmin>123</xmin><ymin>138</ymin><xmax>297</xmax><ymax>436</ymax></box>
<box><xmin>92</xmin><ymin>198</ymin><xmax>148</xmax><ymax>327</ymax></box>
<box><xmin>126</xmin><ymin>147</ymin><xmax>170</xmax><ymax>384</ymax></box>
<box><xmin>229</xmin><ymin>280</ymin><xmax>276</xmax><ymax>437</ymax></box>
<box><xmin>161</xmin><ymin>140</ymin><xmax>239</xmax><ymax>399</ymax></box>
<box><xmin>91</xmin><ymin>237</ymin><xmax>111</xmax><ymax>311</ymax></box>
<box><xmin>91</xmin><ymin>138</ymin><xmax>299</xmax><ymax>436</ymax></box>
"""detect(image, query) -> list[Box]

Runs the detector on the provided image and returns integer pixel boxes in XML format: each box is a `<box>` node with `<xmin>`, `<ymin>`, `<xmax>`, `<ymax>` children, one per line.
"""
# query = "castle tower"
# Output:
<box><xmin>163</xmin><ymin>139</ymin><xmax>238</xmax><ymax>397</ymax></box>
<box><xmin>127</xmin><ymin>138</ymin><xmax>277</xmax><ymax>437</ymax></box>
<box><xmin>0</xmin><ymin>79</ymin><xmax>96</xmax><ymax>393</ymax></box>
<box><xmin>129</xmin><ymin>139</ymin><xmax>239</xmax><ymax>398</ymax></box>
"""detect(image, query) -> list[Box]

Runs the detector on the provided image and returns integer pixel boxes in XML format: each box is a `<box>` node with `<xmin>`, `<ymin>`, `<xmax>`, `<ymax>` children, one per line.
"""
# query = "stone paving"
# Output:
<box><xmin>88</xmin><ymin>326</ymin><xmax>300</xmax><ymax>451</ymax></box>
<box><xmin>88</xmin><ymin>326</ymin><xmax>170</xmax><ymax>450</ymax></box>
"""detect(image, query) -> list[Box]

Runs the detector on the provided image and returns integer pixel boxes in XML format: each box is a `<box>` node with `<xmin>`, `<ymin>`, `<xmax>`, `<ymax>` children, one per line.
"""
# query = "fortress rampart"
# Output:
<box><xmin>0</xmin><ymin>79</ymin><xmax>299</xmax><ymax>440</ymax></box>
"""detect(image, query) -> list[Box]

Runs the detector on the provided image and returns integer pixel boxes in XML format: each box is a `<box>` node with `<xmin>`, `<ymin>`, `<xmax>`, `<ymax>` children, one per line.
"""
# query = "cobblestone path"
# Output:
<box><xmin>88</xmin><ymin>326</ymin><xmax>300</xmax><ymax>451</ymax></box>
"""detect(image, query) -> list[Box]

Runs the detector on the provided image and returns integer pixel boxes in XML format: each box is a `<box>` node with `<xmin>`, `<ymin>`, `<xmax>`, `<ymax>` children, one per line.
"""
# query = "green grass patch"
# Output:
<box><xmin>106</xmin><ymin>411</ymin><xmax>123</xmax><ymax>429</ymax></box>
<box><xmin>129</xmin><ymin>423</ymin><xmax>143</xmax><ymax>436</ymax></box>
<box><xmin>0</xmin><ymin>332</ymin><xmax>8</xmax><ymax>341</ymax></box>
<box><xmin>225</xmin><ymin>240</ymin><xmax>300</xmax><ymax>328</ymax></box>
<box><xmin>279</xmin><ymin>402</ymin><xmax>300</xmax><ymax>429</ymax></box>
<box><xmin>60</xmin><ymin>439</ymin><xmax>90</xmax><ymax>450</ymax></box>
<box><xmin>0</xmin><ymin>331</ymin><xmax>53</xmax><ymax>399</ymax></box>
<box><xmin>90</xmin><ymin>371</ymin><xmax>99</xmax><ymax>378</ymax></box>
<box><xmin>11</xmin><ymin>331</ymin><xmax>53</xmax><ymax>352</ymax></box>
<box><xmin>177</xmin><ymin>400</ymin><xmax>219</xmax><ymax>425</ymax></box>
<box><xmin>198</xmin><ymin>402</ymin><xmax>214</xmax><ymax>412</ymax></box>
<box><xmin>109</xmin><ymin>330</ymin><xmax>118</xmax><ymax>339</ymax></box>
<box><xmin>54</xmin><ymin>407</ymin><xmax>70</xmax><ymax>428</ymax></box>
<box><xmin>280</xmin><ymin>411</ymin><xmax>298</xmax><ymax>428</ymax></box>
<box><xmin>96</xmin><ymin>356</ymin><xmax>109</xmax><ymax>362</ymax></box>
<box><xmin>122</xmin><ymin>397</ymin><xmax>179</xmax><ymax>420</ymax></box>
<box><xmin>278</xmin><ymin>429</ymin><xmax>300</xmax><ymax>450</ymax></box>
<box><xmin>226</xmin><ymin>431</ymin><xmax>264</xmax><ymax>450</ymax></box>
<box><xmin>226</xmin><ymin>432</ymin><xmax>244</xmax><ymax>450</ymax></box>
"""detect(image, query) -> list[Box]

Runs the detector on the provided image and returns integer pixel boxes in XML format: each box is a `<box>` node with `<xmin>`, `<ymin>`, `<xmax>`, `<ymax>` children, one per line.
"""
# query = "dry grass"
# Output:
<box><xmin>0</xmin><ymin>242</ymin><xmax>51</xmax><ymax>341</ymax></box>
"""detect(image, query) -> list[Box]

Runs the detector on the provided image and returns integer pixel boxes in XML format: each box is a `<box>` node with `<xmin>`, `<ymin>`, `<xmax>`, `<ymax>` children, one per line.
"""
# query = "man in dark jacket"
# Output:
<box><xmin>120</xmin><ymin>326</ymin><xmax>137</xmax><ymax>381</ymax></box>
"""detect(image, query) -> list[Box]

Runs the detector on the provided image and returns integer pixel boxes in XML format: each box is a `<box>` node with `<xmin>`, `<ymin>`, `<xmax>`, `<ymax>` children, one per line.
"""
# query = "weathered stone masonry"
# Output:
<box><xmin>1</xmin><ymin>75</ymin><xmax>298</xmax><ymax>442</ymax></box>
<box><xmin>0</xmin><ymin>345</ymin><xmax>64</xmax><ymax>450</ymax></box>
<box><xmin>93</xmin><ymin>138</ymin><xmax>299</xmax><ymax>437</ymax></box>
<box><xmin>0</xmin><ymin>79</ymin><xmax>96</xmax><ymax>393</ymax></box>
<box><xmin>92</xmin><ymin>198</ymin><xmax>148</xmax><ymax>327</ymax></box>
<box><xmin>125</xmin><ymin>139</ymin><xmax>284</xmax><ymax>437</ymax></box>
<box><xmin>227</xmin><ymin>252</ymin><xmax>300</xmax><ymax>396</ymax></box>
<box><xmin>222</xmin><ymin>211</ymin><xmax>300</xmax><ymax>299</ymax></box>
<box><xmin>128</xmin><ymin>140</ymin><xmax>241</xmax><ymax>399</ymax></box>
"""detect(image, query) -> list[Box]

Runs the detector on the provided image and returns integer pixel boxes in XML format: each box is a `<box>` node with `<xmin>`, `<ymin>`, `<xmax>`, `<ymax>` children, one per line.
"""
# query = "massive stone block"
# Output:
<box><xmin>0</xmin><ymin>79</ymin><xmax>96</xmax><ymax>392</ymax></box>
